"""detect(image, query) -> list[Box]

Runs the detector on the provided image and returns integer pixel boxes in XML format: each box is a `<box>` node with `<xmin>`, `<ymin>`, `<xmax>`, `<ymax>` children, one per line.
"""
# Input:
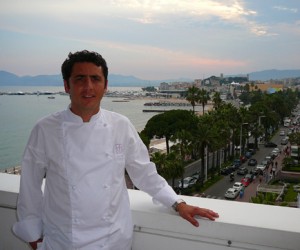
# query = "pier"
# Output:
<box><xmin>143</xmin><ymin>109</ymin><xmax>166</xmax><ymax>113</ymax></box>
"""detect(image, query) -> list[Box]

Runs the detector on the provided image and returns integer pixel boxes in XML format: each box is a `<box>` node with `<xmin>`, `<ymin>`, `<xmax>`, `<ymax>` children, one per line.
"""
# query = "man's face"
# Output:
<box><xmin>64</xmin><ymin>62</ymin><xmax>107</xmax><ymax>121</ymax></box>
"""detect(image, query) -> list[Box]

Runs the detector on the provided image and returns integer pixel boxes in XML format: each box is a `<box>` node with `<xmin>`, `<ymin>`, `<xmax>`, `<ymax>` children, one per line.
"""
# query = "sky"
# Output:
<box><xmin>0</xmin><ymin>0</ymin><xmax>299</xmax><ymax>80</ymax></box>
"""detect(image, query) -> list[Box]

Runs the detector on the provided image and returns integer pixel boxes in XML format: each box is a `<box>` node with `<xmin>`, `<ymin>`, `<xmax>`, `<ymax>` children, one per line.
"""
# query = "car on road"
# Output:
<box><xmin>248</xmin><ymin>158</ymin><xmax>257</xmax><ymax>166</ymax></box>
<box><xmin>245</xmin><ymin>151</ymin><xmax>252</xmax><ymax>159</ymax></box>
<box><xmin>237</xmin><ymin>167</ymin><xmax>248</xmax><ymax>175</ymax></box>
<box><xmin>264</xmin><ymin>142</ymin><xmax>277</xmax><ymax>148</ymax></box>
<box><xmin>265</xmin><ymin>155</ymin><xmax>272</xmax><ymax>164</ymax></box>
<box><xmin>178</xmin><ymin>176</ymin><xmax>197</xmax><ymax>189</ymax></box>
<box><xmin>241</xmin><ymin>176</ymin><xmax>251</xmax><ymax>187</ymax></box>
<box><xmin>260</xmin><ymin>160</ymin><xmax>269</xmax><ymax>168</ymax></box>
<box><xmin>256</xmin><ymin>164</ymin><xmax>266</xmax><ymax>172</ymax></box>
<box><xmin>233</xmin><ymin>182</ymin><xmax>244</xmax><ymax>192</ymax></box>
<box><xmin>224</xmin><ymin>188</ymin><xmax>239</xmax><ymax>199</ymax></box>
<box><xmin>250</xmin><ymin>167</ymin><xmax>259</xmax><ymax>175</ymax></box>
<box><xmin>271</xmin><ymin>149</ymin><xmax>279</xmax><ymax>158</ymax></box>
<box><xmin>280</xmin><ymin>130</ymin><xmax>285</xmax><ymax>136</ymax></box>
<box><xmin>273</xmin><ymin>147</ymin><xmax>281</xmax><ymax>154</ymax></box>
<box><xmin>240</xmin><ymin>155</ymin><xmax>247</xmax><ymax>163</ymax></box>
<box><xmin>220</xmin><ymin>166</ymin><xmax>234</xmax><ymax>175</ymax></box>
<box><xmin>281</xmin><ymin>138</ymin><xmax>288</xmax><ymax>145</ymax></box>
<box><xmin>245</xmin><ymin>173</ymin><xmax>255</xmax><ymax>181</ymax></box>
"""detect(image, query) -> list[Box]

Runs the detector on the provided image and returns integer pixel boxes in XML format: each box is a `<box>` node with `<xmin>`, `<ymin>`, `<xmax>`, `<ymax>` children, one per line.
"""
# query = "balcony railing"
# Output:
<box><xmin>1</xmin><ymin>172</ymin><xmax>300</xmax><ymax>250</ymax></box>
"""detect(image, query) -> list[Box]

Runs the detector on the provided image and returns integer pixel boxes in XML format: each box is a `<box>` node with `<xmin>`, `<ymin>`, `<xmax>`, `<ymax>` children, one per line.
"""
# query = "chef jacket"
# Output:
<box><xmin>13</xmin><ymin>107</ymin><xmax>179</xmax><ymax>250</ymax></box>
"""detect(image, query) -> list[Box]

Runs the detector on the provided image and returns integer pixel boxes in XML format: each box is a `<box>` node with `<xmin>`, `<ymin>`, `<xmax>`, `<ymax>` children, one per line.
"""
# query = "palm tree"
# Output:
<box><xmin>165</xmin><ymin>152</ymin><xmax>185</xmax><ymax>188</ymax></box>
<box><xmin>197</xmin><ymin>88</ymin><xmax>210</xmax><ymax>115</ymax></box>
<box><xmin>186</xmin><ymin>86</ymin><xmax>200</xmax><ymax>114</ymax></box>
<box><xmin>150</xmin><ymin>152</ymin><xmax>167</xmax><ymax>173</ymax></box>
<box><xmin>212</xmin><ymin>92</ymin><xmax>223</xmax><ymax>110</ymax></box>
<box><xmin>192</xmin><ymin>114</ymin><xmax>218</xmax><ymax>182</ymax></box>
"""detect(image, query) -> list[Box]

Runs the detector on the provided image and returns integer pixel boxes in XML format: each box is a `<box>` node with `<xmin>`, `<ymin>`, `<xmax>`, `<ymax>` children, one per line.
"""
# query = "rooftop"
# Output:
<box><xmin>1</xmin><ymin>173</ymin><xmax>300</xmax><ymax>250</ymax></box>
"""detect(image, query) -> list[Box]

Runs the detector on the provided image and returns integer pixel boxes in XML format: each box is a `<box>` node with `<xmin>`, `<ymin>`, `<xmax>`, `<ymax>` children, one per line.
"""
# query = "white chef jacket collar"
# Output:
<box><xmin>64</xmin><ymin>105</ymin><xmax>102</xmax><ymax>123</ymax></box>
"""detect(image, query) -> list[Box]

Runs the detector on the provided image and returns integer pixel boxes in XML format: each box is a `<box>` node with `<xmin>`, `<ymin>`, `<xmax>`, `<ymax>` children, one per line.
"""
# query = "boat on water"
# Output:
<box><xmin>112</xmin><ymin>100</ymin><xmax>129</xmax><ymax>102</ymax></box>
<box><xmin>48</xmin><ymin>96</ymin><xmax>55</xmax><ymax>99</ymax></box>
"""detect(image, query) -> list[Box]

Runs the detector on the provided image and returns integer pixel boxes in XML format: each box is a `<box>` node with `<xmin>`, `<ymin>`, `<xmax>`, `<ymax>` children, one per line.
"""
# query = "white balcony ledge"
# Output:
<box><xmin>1</xmin><ymin>173</ymin><xmax>300</xmax><ymax>250</ymax></box>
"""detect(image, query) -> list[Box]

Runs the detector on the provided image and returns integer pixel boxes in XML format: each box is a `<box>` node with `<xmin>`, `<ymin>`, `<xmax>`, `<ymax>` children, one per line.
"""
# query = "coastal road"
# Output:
<box><xmin>204</xmin><ymin>128</ymin><xmax>286</xmax><ymax>199</ymax></box>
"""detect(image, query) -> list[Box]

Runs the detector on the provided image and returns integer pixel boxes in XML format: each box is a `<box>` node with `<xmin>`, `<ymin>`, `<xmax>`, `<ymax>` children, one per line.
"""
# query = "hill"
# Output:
<box><xmin>0</xmin><ymin>69</ymin><xmax>299</xmax><ymax>86</ymax></box>
<box><xmin>0</xmin><ymin>71</ymin><xmax>153</xmax><ymax>87</ymax></box>
<box><xmin>248</xmin><ymin>69</ymin><xmax>300</xmax><ymax>81</ymax></box>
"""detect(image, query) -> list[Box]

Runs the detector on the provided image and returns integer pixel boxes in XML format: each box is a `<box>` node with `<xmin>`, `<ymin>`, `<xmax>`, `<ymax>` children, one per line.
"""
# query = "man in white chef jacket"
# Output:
<box><xmin>13</xmin><ymin>50</ymin><xmax>219</xmax><ymax>250</ymax></box>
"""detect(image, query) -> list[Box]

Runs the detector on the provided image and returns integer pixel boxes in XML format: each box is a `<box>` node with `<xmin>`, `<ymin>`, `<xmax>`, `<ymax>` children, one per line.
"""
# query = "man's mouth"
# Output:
<box><xmin>83</xmin><ymin>95</ymin><xmax>95</xmax><ymax>98</ymax></box>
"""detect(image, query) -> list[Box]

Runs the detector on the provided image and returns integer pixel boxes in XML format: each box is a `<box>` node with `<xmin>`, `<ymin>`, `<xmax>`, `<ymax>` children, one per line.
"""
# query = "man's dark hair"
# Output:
<box><xmin>61</xmin><ymin>50</ymin><xmax>108</xmax><ymax>81</ymax></box>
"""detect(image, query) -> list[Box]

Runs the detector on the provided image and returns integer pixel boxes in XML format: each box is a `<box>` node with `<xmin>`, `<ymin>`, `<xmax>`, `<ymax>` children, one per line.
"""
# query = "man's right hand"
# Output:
<box><xmin>29</xmin><ymin>239</ymin><xmax>43</xmax><ymax>250</ymax></box>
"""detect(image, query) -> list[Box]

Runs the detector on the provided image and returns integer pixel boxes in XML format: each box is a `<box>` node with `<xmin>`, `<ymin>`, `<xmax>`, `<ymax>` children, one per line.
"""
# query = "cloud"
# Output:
<box><xmin>109</xmin><ymin>0</ymin><xmax>278</xmax><ymax>37</ymax></box>
<box><xmin>0</xmin><ymin>0</ymin><xmax>299</xmax><ymax>79</ymax></box>
<box><xmin>273</xmin><ymin>6</ymin><xmax>298</xmax><ymax>13</ymax></box>
<box><xmin>0</xmin><ymin>0</ymin><xmax>274</xmax><ymax>38</ymax></box>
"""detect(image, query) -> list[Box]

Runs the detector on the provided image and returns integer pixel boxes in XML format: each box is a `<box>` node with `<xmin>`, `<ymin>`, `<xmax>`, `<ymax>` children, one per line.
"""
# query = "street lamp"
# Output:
<box><xmin>259</xmin><ymin>115</ymin><xmax>266</xmax><ymax>127</ymax></box>
<box><xmin>258</xmin><ymin>115</ymin><xmax>266</xmax><ymax>142</ymax></box>
<box><xmin>240</xmin><ymin>123</ymin><xmax>249</xmax><ymax>156</ymax></box>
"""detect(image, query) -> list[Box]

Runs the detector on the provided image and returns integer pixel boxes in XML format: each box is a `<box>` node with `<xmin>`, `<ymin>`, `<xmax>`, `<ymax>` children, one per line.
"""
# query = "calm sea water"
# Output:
<box><xmin>0</xmin><ymin>86</ymin><xmax>199</xmax><ymax>170</ymax></box>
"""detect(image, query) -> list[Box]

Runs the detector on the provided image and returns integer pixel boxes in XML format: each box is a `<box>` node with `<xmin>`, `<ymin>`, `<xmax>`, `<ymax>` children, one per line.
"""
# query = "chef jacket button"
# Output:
<box><xmin>103</xmin><ymin>184</ymin><xmax>109</xmax><ymax>189</ymax></box>
<box><xmin>72</xmin><ymin>185</ymin><xmax>76</xmax><ymax>190</ymax></box>
<box><xmin>103</xmin><ymin>123</ymin><xmax>107</xmax><ymax>127</ymax></box>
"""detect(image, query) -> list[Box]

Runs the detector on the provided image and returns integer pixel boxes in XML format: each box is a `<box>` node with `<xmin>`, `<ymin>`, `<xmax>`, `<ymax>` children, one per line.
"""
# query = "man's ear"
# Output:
<box><xmin>64</xmin><ymin>80</ymin><xmax>70</xmax><ymax>93</ymax></box>
<box><xmin>104</xmin><ymin>80</ymin><xmax>108</xmax><ymax>93</ymax></box>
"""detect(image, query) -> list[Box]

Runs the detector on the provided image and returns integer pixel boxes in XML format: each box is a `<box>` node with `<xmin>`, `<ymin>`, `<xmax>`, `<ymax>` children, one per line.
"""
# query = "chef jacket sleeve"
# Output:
<box><xmin>12</xmin><ymin>126</ymin><xmax>46</xmax><ymax>242</ymax></box>
<box><xmin>125</xmin><ymin>123</ymin><xmax>179</xmax><ymax>208</ymax></box>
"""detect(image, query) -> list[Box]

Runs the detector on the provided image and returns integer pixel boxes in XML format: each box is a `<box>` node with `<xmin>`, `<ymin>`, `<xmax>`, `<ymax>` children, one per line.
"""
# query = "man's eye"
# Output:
<box><xmin>92</xmin><ymin>76</ymin><xmax>101</xmax><ymax>81</ymax></box>
<box><xmin>75</xmin><ymin>76</ymin><xmax>84</xmax><ymax>81</ymax></box>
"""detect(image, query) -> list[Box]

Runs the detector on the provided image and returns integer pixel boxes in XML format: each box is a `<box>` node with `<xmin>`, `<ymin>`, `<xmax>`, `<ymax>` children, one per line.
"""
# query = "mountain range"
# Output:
<box><xmin>0</xmin><ymin>69</ymin><xmax>299</xmax><ymax>87</ymax></box>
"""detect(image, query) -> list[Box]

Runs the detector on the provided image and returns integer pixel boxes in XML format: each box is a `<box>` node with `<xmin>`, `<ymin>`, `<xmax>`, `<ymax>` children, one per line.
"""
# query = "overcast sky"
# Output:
<box><xmin>0</xmin><ymin>0</ymin><xmax>299</xmax><ymax>80</ymax></box>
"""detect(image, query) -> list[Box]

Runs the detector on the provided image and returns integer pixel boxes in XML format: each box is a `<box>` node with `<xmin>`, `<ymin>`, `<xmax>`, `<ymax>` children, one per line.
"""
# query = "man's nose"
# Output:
<box><xmin>84</xmin><ymin>77</ymin><xmax>94</xmax><ymax>89</ymax></box>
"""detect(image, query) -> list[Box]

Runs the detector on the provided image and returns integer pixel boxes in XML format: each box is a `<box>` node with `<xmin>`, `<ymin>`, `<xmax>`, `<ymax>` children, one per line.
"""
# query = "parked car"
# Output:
<box><xmin>260</xmin><ymin>160</ymin><xmax>269</xmax><ymax>168</ymax></box>
<box><xmin>264</xmin><ymin>142</ymin><xmax>277</xmax><ymax>148</ymax></box>
<box><xmin>241</xmin><ymin>176</ymin><xmax>251</xmax><ymax>187</ymax></box>
<box><xmin>232</xmin><ymin>182</ymin><xmax>244</xmax><ymax>192</ymax></box>
<box><xmin>224</xmin><ymin>188</ymin><xmax>239</xmax><ymax>199</ymax></box>
<box><xmin>248</xmin><ymin>158</ymin><xmax>257</xmax><ymax>166</ymax></box>
<box><xmin>178</xmin><ymin>176</ymin><xmax>197</xmax><ymax>189</ymax></box>
<box><xmin>237</xmin><ymin>167</ymin><xmax>248</xmax><ymax>175</ymax></box>
<box><xmin>265</xmin><ymin>155</ymin><xmax>272</xmax><ymax>164</ymax></box>
<box><xmin>233</xmin><ymin>159</ymin><xmax>241</xmax><ymax>167</ymax></box>
<box><xmin>191</xmin><ymin>171</ymin><xmax>200</xmax><ymax>180</ymax></box>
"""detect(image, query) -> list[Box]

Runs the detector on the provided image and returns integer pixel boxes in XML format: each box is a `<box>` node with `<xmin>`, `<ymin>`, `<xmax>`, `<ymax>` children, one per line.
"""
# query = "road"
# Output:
<box><xmin>203</xmin><ymin>127</ymin><xmax>287</xmax><ymax>201</ymax></box>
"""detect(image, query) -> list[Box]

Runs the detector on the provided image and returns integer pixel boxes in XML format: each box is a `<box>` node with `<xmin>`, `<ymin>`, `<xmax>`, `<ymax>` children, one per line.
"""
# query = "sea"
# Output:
<box><xmin>0</xmin><ymin>86</ymin><xmax>199</xmax><ymax>171</ymax></box>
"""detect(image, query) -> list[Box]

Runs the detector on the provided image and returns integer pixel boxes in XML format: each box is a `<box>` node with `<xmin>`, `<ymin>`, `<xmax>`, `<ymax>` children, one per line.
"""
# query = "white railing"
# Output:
<box><xmin>1</xmin><ymin>173</ymin><xmax>300</xmax><ymax>250</ymax></box>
